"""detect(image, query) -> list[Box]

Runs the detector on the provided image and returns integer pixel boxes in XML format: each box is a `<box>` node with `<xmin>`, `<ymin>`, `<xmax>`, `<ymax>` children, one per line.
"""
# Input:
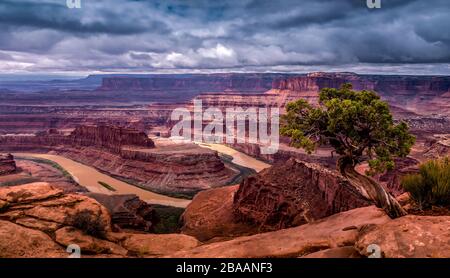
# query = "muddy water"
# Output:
<box><xmin>13</xmin><ymin>153</ymin><xmax>191</xmax><ymax>208</ymax></box>
<box><xmin>196</xmin><ymin>143</ymin><xmax>271</xmax><ymax>172</ymax></box>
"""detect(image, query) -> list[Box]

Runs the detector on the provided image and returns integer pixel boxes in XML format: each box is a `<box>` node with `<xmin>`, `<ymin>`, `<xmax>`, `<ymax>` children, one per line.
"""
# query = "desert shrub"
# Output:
<box><xmin>151</xmin><ymin>205</ymin><xmax>184</xmax><ymax>234</ymax></box>
<box><xmin>402</xmin><ymin>157</ymin><xmax>450</xmax><ymax>209</ymax></box>
<box><xmin>67</xmin><ymin>209</ymin><xmax>107</xmax><ymax>239</ymax></box>
<box><xmin>97</xmin><ymin>181</ymin><xmax>116</xmax><ymax>192</ymax></box>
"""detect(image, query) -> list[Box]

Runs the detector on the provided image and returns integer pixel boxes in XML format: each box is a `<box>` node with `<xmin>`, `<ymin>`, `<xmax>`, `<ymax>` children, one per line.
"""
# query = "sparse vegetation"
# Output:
<box><xmin>67</xmin><ymin>209</ymin><xmax>107</xmax><ymax>239</ymax></box>
<box><xmin>98</xmin><ymin>181</ymin><xmax>116</xmax><ymax>192</ymax></box>
<box><xmin>402</xmin><ymin>157</ymin><xmax>450</xmax><ymax>210</ymax></box>
<box><xmin>151</xmin><ymin>205</ymin><xmax>184</xmax><ymax>234</ymax></box>
<box><xmin>0</xmin><ymin>177</ymin><xmax>39</xmax><ymax>187</ymax></box>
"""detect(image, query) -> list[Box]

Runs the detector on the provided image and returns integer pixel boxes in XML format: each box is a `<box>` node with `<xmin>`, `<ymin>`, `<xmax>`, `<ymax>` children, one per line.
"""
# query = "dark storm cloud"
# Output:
<box><xmin>0</xmin><ymin>0</ymin><xmax>449</xmax><ymax>74</ymax></box>
<box><xmin>0</xmin><ymin>0</ymin><xmax>167</xmax><ymax>35</ymax></box>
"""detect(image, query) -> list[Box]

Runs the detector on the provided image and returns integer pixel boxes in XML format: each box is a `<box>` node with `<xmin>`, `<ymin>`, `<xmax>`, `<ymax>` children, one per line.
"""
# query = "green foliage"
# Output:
<box><xmin>402</xmin><ymin>157</ymin><xmax>450</xmax><ymax>209</ymax></box>
<box><xmin>98</xmin><ymin>181</ymin><xmax>116</xmax><ymax>192</ymax></box>
<box><xmin>151</xmin><ymin>205</ymin><xmax>184</xmax><ymax>234</ymax></box>
<box><xmin>281</xmin><ymin>84</ymin><xmax>415</xmax><ymax>174</ymax></box>
<box><xmin>67</xmin><ymin>209</ymin><xmax>107</xmax><ymax>239</ymax></box>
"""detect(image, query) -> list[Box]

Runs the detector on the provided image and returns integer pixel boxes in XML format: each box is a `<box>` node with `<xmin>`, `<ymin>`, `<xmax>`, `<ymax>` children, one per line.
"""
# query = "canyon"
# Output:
<box><xmin>1</xmin><ymin>72</ymin><xmax>450</xmax><ymax>258</ymax></box>
<box><xmin>0</xmin><ymin>125</ymin><xmax>237</xmax><ymax>196</ymax></box>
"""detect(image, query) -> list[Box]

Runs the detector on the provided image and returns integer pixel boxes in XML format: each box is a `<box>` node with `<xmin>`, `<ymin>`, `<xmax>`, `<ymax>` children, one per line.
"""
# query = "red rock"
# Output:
<box><xmin>122</xmin><ymin>233</ymin><xmax>200</xmax><ymax>257</ymax></box>
<box><xmin>301</xmin><ymin>246</ymin><xmax>362</xmax><ymax>258</ymax></box>
<box><xmin>373</xmin><ymin>157</ymin><xmax>419</xmax><ymax>196</ymax></box>
<box><xmin>0</xmin><ymin>220</ymin><xmax>66</xmax><ymax>258</ymax></box>
<box><xmin>0</xmin><ymin>125</ymin><xmax>236</xmax><ymax>194</ymax></box>
<box><xmin>85</xmin><ymin>193</ymin><xmax>157</xmax><ymax>232</ymax></box>
<box><xmin>0</xmin><ymin>154</ymin><xmax>16</xmax><ymax>176</ymax></box>
<box><xmin>356</xmin><ymin>215</ymin><xmax>450</xmax><ymax>258</ymax></box>
<box><xmin>169</xmin><ymin>206</ymin><xmax>390</xmax><ymax>258</ymax></box>
<box><xmin>69</xmin><ymin>125</ymin><xmax>155</xmax><ymax>153</ymax></box>
<box><xmin>233</xmin><ymin>158</ymin><xmax>373</xmax><ymax>231</ymax></box>
<box><xmin>181</xmin><ymin>185</ymin><xmax>257</xmax><ymax>242</ymax></box>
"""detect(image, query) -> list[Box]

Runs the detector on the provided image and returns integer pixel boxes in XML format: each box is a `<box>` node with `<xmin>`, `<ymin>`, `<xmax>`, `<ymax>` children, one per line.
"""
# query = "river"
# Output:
<box><xmin>195</xmin><ymin>143</ymin><xmax>271</xmax><ymax>172</ymax></box>
<box><xmin>12</xmin><ymin>144</ymin><xmax>270</xmax><ymax>208</ymax></box>
<box><xmin>13</xmin><ymin>153</ymin><xmax>191</xmax><ymax>208</ymax></box>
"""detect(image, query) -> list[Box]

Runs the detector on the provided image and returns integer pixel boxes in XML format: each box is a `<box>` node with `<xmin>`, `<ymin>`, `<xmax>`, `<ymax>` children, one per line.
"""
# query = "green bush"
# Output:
<box><xmin>67</xmin><ymin>209</ymin><xmax>107</xmax><ymax>239</ymax></box>
<box><xmin>402</xmin><ymin>157</ymin><xmax>450</xmax><ymax>209</ymax></box>
<box><xmin>98</xmin><ymin>181</ymin><xmax>116</xmax><ymax>192</ymax></box>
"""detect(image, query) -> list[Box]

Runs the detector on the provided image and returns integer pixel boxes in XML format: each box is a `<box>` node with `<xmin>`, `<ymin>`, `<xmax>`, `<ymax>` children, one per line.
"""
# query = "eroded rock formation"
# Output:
<box><xmin>356</xmin><ymin>215</ymin><xmax>450</xmax><ymax>258</ymax></box>
<box><xmin>0</xmin><ymin>182</ymin><xmax>199</xmax><ymax>258</ymax></box>
<box><xmin>233</xmin><ymin>158</ymin><xmax>373</xmax><ymax>230</ymax></box>
<box><xmin>69</xmin><ymin>125</ymin><xmax>155</xmax><ymax>153</ymax></box>
<box><xmin>85</xmin><ymin>193</ymin><xmax>156</xmax><ymax>232</ymax></box>
<box><xmin>170</xmin><ymin>206</ymin><xmax>390</xmax><ymax>258</ymax></box>
<box><xmin>0</xmin><ymin>125</ymin><xmax>236</xmax><ymax>194</ymax></box>
<box><xmin>181</xmin><ymin>185</ymin><xmax>257</xmax><ymax>242</ymax></box>
<box><xmin>0</xmin><ymin>154</ymin><xmax>16</xmax><ymax>176</ymax></box>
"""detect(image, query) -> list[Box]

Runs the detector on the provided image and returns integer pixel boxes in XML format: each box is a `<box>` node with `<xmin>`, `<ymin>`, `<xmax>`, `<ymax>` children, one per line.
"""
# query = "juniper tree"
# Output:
<box><xmin>281</xmin><ymin>84</ymin><xmax>415</xmax><ymax>218</ymax></box>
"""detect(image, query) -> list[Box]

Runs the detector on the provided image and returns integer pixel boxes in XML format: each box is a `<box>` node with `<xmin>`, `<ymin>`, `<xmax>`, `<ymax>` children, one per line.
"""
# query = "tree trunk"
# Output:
<box><xmin>338</xmin><ymin>156</ymin><xmax>407</xmax><ymax>219</ymax></box>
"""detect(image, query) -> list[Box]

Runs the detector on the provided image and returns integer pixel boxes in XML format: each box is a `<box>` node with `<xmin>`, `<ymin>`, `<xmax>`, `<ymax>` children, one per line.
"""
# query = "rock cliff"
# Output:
<box><xmin>233</xmin><ymin>158</ymin><xmax>373</xmax><ymax>230</ymax></box>
<box><xmin>68</xmin><ymin>125</ymin><xmax>155</xmax><ymax>154</ymax></box>
<box><xmin>270</xmin><ymin>72</ymin><xmax>450</xmax><ymax>115</ymax></box>
<box><xmin>0</xmin><ymin>154</ymin><xmax>16</xmax><ymax>176</ymax></box>
<box><xmin>98</xmin><ymin>73</ymin><xmax>290</xmax><ymax>93</ymax></box>
<box><xmin>0</xmin><ymin>125</ymin><xmax>236</xmax><ymax>195</ymax></box>
<box><xmin>85</xmin><ymin>193</ymin><xmax>156</xmax><ymax>232</ymax></box>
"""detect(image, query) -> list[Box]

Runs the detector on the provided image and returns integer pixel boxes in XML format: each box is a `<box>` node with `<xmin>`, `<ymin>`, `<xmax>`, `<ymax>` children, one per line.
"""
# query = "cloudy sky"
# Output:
<box><xmin>0</xmin><ymin>0</ymin><xmax>449</xmax><ymax>76</ymax></box>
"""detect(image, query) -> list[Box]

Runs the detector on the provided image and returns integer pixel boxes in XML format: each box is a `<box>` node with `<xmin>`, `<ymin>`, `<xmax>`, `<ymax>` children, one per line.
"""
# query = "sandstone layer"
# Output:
<box><xmin>356</xmin><ymin>215</ymin><xmax>450</xmax><ymax>258</ymax></box>
<box><xmin>180</xmin><ymin>185</ymin><xmax>257</xmax><ymax>242</ymax></box>
<box><xmin>0</xmin><ymin>154</ymin><xmax>16</xmax><ymax>176</ymax></box>
<box><xmin>0</xmin><ymin>182</ymin><xmax>199</xmax><ymax>258</ymax></box>
<box><xmin>170</xmin><ymin>206</ymin><xmax>390</xmax><ymax>258</ymax></box>
<box><xmin>85</xmin><ymin>193</ymin><xmax>156</xmax><ymax>232</ymax></box>
<box><xmin>233</xmin><ymin>158</ymin><xmax>373</xmax><ymax>231</ymax></box>
<box><xmin>0</xmin><ymin>125</ymin><xmax>236</xmax><ymax>195</ymax></box>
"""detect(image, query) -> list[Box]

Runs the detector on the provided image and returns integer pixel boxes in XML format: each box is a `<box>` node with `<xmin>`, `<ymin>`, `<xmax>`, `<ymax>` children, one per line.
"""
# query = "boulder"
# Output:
<box><xmin>234</xmin><ymin>158</ymin><xmax>373</xmax><ymax>231</ymax></box>
<box><xmin>356</xmin><ymin>215</ymin><xmax>450</xmax><ymax>258</ymax></box>
<box><xmin>0</xmin><ymin>220</ymin><xmax>66</xmax><ymax>258</ymax></box>
<box><xmin>181</xmin><ymin>185</ymin><xmax>257</xmax><ymax>242</ymax></box>
<box><xmin>301</xmin><ymin>246</ymin><xmax>362</xmax><ymax>258</ymax></box>
<box><xmin>169</xmin><ymin>206</ymin><xmax>390</xmax><ymax>258</ymax></box>
<box><xmin>122</xmin><ymin>233</ymin><xmax>199</xmax><ymax>257</ymax></box>
<box><xmin>0</xmin><ymin>183</ymin><xmax>112</xmax><ymax>233</ymax></box>
<box><xmin>23</xmin><ymin>194</ymin><xmax>112</xmax><ymax>230</ymax></box>
<box><xmin>55</xmin><ymin>227</ymin><xmax>128</xmax><ymax>256</ymax></box>
<box><xmin>0</xmin><ymin>182</ymin><xmax>63</xmax><ymax>204</ymax></box>
<box><xmin>85</xmin><ymin>193</ymin><xmax>156</xmax><ymax>232</ymax></box>
<box><xmin>15</xmin><ymin>217</ymin><xmax>62</xmax><ymax>233</ymax></box>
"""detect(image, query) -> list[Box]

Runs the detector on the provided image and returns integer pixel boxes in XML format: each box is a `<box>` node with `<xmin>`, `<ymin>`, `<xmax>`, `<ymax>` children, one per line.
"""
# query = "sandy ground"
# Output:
<box><xmin>12</xmin><ymin>153</ymin><xmax>191</xmax><ymax>208</ymax></box>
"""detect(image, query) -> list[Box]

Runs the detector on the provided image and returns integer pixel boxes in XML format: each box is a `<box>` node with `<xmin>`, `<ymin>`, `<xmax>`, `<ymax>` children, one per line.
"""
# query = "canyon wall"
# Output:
<box><xmin>233</xmin><ymin>158</ymin><xmax>373</xmax><ymax>231</ymax></box>
<box><xmin>98</xmin><ymin>73</ymin><xmax>291</xmax><ymax>93</ymax></box>
<box><xmin>192</xmin><ymin>72</ymin><xmax>450</xmax><ymax>116</ymax></box>
<box><xmin>0</xmin><ymin>153</ymin><xmax>16</xmax><ymax>176</ymax></box>
<box><xmin>2</xmin><ymin>72</ymin><xmax>450</xmax><ymax>136</ymax></box>
<box><xmin>68</xmin><ymin>125</ymin><xmax>155</xmax><ymax>153</ymax></box>
<box><xmin>270</xmin><ymin>72</ymin><xmax>450</xmax><ymax>115</ymax></box>
<box><xmin>0</xmin><ymin>125</ymin><xmax>236</xmax><ymax>194</ymax></box>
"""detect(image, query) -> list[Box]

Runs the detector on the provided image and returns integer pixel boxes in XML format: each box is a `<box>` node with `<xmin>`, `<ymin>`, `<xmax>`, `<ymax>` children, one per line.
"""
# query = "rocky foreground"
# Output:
<box><xmin>1</xmin><ymin>152</ymin><xmax>450</xmax><ymax>258</ymax></box>
<box><xmin>0</xmin><ymin>183</ymin><xmax>199</xmax><ymax>258</ymax></box>
<box><xmin>1</xmin><ymin>182</ymin><xmax>449</xmax><ymax>258</ymax></box>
